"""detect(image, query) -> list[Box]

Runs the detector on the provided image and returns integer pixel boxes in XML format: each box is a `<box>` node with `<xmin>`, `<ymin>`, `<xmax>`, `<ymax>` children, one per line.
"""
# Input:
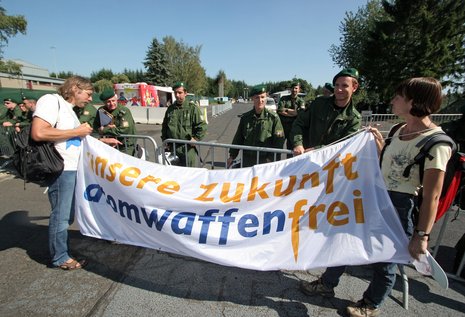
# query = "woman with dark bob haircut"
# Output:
<box><xmin>345</xmin><ymin>77</ymin><xmax>452</xmax><ymax>316</ymax></box>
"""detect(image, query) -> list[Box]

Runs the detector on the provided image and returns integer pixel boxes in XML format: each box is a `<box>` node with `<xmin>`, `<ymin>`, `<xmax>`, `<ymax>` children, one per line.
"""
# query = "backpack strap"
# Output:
<box><xmin>379</xmin><ymin>122</ymin><xmax>404</xmax><ymax>168</ymax></box>
<box><xmin>402</xmin><ymin>132</ymin><xmax>457</xmax><ymax>182</ymax></box>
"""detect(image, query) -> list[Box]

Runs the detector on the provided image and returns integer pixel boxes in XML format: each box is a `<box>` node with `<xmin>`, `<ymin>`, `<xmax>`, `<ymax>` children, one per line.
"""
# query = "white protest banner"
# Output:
<box><xmin>75</xmin><ymin>131</ymin><xmax>411</xmax><ymax>271</ymax></box>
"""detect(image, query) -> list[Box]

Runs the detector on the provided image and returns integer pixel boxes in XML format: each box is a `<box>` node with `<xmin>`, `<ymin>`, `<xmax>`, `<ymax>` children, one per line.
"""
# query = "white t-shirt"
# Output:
<box><xmin>33</xmin><ymin>94</ymin><xmax>82</xmax><ymax>171</ymax></box>
<box><xmin>381</xmin><ymin>126</ymin><xmax>452</xmax><ymax>195</ymax></box>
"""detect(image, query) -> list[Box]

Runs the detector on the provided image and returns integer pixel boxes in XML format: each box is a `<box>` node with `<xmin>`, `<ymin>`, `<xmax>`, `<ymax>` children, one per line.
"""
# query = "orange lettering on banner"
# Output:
<box><xmin>136</xmin><ymin>176</ymin><xmax>162</xmax><ymax>189</ymax></box>
<box><xmin>327</xmin><ymin>202</ymin><xmax>349</xmax><ymax>226</ymax></box>
<box><xmin>157</xmin><ymin>181</ymin><xmax>180</xmax><ymax>195</ymax></box>
<box><xmin>288</xmin><ymin>199</ymin><xmax>307</xmax><ymax>261</ymax></box>
<box><xmin>274</xmin><ymin>176</ymin><xmax>297</xmax><ymax>196</ymax></box>
<box><xmin>341</xmin><ymin>153</ymin><xmax>358</xmax><ymax>180</ymax></box>
<box><xmin>288</xmin><ymin>191</ymin><xmax>366</xmax><ymax>261</ymax></box>
<box><xmin>353</xmin><ymin>189</ymin><xmax>365</xmax><ymax>223</ymax></box>
<box><xmin>297</xmin><ymin>172</ymin><xmax>319</xmax><ymax>189</ymax></box>
<box><xmin>86</xmin><ymin>152</ymin><xmax>181</xmax><ymax>195</ymax></box>
<box><xmin>220</xmin><ymin>182</ymin><xmax>245</xmax><ymax>203</ymax></box>
<box><xmin>322</xmin><ymin>159</ymin><xmax>339</xmax><ymax>194</ymax></box>
<box><xmin>120</xmin><ymin>167</ymin><xmax>141</xmax><ymax>186</ymax></box>
<box><xmin>308</xmin><ymin>204</ymin><xmax>326</xmax><ymax>229</ymax></box>
<box><xmin>195</xmin><ymin>183</ymin><xmax>217</xmax><ymax>202</ymax></box>
<box><xmin>106</xmin><ymin>163</ymin><xmax>121</xmax><ymax>182</ymax></box>
<box><xmin>247</xmin><ymin>177</ymin><xmax>270</xmax><ymax>201</ymax></box>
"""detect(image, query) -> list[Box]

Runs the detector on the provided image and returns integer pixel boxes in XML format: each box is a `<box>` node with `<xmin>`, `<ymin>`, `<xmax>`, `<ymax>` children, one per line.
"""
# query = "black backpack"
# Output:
<box><xmin>381</xmin><ymin>123</ymin><xmax>465</xmax><ymax>222</ymax></box>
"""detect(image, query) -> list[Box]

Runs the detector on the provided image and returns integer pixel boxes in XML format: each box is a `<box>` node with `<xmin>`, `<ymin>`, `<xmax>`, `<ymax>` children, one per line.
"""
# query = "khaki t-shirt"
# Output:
<box><xmin>381</xmin><ymin>126</ymin><xmax>452</xmax><ymax>195</ymax></box>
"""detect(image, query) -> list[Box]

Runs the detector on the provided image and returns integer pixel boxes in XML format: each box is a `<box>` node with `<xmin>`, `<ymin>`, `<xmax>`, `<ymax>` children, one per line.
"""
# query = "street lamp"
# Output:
<box><xmin>50</xmin><ymin>46</ymin><xmax>58</xmax><ymax>78</ymax></box>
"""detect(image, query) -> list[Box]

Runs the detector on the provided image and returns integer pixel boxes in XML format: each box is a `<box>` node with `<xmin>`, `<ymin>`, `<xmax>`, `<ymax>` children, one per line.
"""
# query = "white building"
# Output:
<box><xmin>0</xmin><ymin>59</ymin><xmax>64</xmax><ymax>91</ymax></box>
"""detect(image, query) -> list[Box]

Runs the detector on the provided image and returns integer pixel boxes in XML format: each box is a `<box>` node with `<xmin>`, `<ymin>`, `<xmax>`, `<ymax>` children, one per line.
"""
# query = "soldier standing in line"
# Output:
<box><xmin>228</xmin><ymin>84</ymin><xmax>285</xmax><ymax>168</ymax></box>
<box><xmin>277</xmin><ymin>82</ymin><xmax>306</xmax><ymax>156</ymax></box>
<box><xmin>161</xmin><ymin>82</ymin><xmax>207</xmax><ymax>167</ymax></box>
<box><xmin>93</xmin><ymin>88</ymin><xmax>136</xmax><ymax>155</ymax></box>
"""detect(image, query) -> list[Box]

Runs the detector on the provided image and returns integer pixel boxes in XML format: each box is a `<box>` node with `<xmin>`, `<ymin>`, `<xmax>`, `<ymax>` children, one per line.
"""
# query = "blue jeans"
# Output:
<box><xmin>321</xmin><ymin>191</ymin><xmax>415</xmax><ymax>307</ymax></box>
<box><xmin>47</xmin><ymin>171</ymin><xmax>77</xmax><ymax>267</ymax></box>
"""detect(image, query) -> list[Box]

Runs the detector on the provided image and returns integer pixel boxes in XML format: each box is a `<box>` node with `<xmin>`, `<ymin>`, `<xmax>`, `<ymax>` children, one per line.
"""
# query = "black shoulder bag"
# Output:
<box><xmin>13</xmin><ymin>99</ymin><xmax>64</xmax><ymax>188</ymax></box>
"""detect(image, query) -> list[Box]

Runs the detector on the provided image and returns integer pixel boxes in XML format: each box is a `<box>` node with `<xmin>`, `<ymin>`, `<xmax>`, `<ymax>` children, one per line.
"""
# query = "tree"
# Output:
<box><xmin>144</xmin><ymin>38</ymin><xmax>170</xmax><ymax>86</ymax></box>
<box><xmin>228</xmin><ymin>80</ymin><xmax>248</xmax><ymax>99</ymax></box>
<box><xmin>93</xmin><ymin>79</ymin><xmax>113</xmax><ymax>93</ymax></box>
<box><xmin>330</xmin><ymin>0</ymin><xmax>465</xmax><ymax>102</ymax></box>
<box><xmin>162</xmin><ymin>36</ymin><xmax>207</xmax><ymax>95</ymax></box>
<box><xmin>0</xmin><ymin>6</ymin><xmax>27</xmax><ymax>59</ymax></box>
<box><xmin>50</xmin><ymin>71</ymin><xmax>75</xmax><ymax>79</ymax></box>
<box><xmin>111</xmin><ymin>74</ymin><xmax>130</xmax><ymax>84</ymax></box>
<box><xmin>90</xmin><ymin>68</ymin><xmax>114</xmax><ymax>82</ymax></box>
<box><xmin>0</xmin><ymin>59</ymin><xmax>21</xmax><ymax>74</ymax></box>
<box><xmin>329</xmin><ymin>1</ymin><xmax>385</xmax><ymax>74</ymax></box>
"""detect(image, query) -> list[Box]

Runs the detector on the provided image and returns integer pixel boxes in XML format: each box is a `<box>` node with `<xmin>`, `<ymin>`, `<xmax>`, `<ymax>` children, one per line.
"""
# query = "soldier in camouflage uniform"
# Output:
<box><xmin>161</xmin><ymin>82</ymin><xmax>207</xmax><ymax>167</ymax></box>
<box><xmin>228</xmin><ymin>84</ymin><xmax>285</xmax><ymax>168</ymax></box>
<box><xmin>277</xmin><ymin>82</ymin><xmax>306</xmax><ymax>155</ymax></box>
<box><xmin>93</xmin><ymin>88</ymin><xmax>136</xmax><ymax>156</ymax></box>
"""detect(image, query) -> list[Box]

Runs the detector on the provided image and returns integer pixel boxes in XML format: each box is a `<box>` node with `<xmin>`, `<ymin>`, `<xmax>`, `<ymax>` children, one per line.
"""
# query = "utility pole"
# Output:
<box><xmin>50</xmin><ymin>46</ymin><xmax>58</xmax><ymax>78</ymax></box>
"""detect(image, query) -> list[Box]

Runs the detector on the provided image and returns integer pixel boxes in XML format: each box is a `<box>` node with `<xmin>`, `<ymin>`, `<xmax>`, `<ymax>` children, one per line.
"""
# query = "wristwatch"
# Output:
<box><xmin>415</xmin><ymin>229</ymin><xmax>430</xmax><ymax>239</ymax></box>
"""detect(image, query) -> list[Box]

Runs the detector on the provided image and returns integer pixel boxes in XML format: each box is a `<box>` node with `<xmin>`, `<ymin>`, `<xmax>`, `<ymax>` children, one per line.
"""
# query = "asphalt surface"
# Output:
<box><xmin>1</xmin><ymin>102</ymin><xmax>465</xmax><ymax>317</ymax></box>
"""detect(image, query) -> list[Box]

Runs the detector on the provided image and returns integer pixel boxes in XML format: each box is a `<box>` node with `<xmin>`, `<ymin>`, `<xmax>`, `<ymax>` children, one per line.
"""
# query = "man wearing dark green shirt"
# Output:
<box><xmin>295</xmin><ymin>68</ymin><xmax>363</xmax><ymax>308</ymax></box>
<box><xmin>74</xmin><ymin>103</ymin><xmax>97</xmax><ymax>126</ymax></box>
<box><xmin>161</xmin><ymin>82</ymin><xmax>207</xmax><ymax>167</ymax></box>
<box><xmin>228</xmin><ymin>84</ymin><xmax>285</xmax><ymax>168</ymax></box>
<box><xmin>291</xmin><ymin>68</ymin><xmax>361</xmax><ymax>154</ymax></box>
<box><xmin>277</xmin><ymin>82</ymin><xmax>306</xmax><ymax>155</ymax></box>
<box><xmin>93</xmin><ymin>88</ymin><xmax>137</xmax><ymax>155</ymax></box>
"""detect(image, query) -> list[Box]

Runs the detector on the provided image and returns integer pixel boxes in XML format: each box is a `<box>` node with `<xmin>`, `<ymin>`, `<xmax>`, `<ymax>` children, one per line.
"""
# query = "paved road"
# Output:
<box><xmin>1</xmin><ymin>102</ymin><xmax>465</xmax><ymax>316</ymax></box>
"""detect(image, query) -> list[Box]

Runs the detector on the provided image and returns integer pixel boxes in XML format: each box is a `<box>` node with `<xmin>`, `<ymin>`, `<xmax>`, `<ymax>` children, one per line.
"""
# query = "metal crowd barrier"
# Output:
<box><xmin>361</xmin><ymin>113</ymin><xmax>463</xmax><ymax>136</ymax></box>
<box><xmin>211</xmin><ymin>101</ymin><xmax>233</xmax><ymax>117</ymax></box>
<box><xmin>161</xmin><ymin>138</ymin><xmax>292</xmax><ymax>168</ymax></box>
<box><xmin>111</xmin><ymin>134</ymin><xmax>160</xmax><ymax>163</ymax></box>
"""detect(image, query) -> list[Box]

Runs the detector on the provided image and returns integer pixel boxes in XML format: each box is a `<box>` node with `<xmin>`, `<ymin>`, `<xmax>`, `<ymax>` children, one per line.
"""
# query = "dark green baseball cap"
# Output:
<box><xmin>250</xmin><ymin>84</ymin><xmax>267</xmax><ymax>97</ymax></box>
<box><xmin>332</xmin><ymin>68</ymin><xmax>359</xmax><ymax>85</ymax></box>
<box><xmin>99</xmin><ymin>88</ymin><xmax>116</xmax><ymax>101</ymax></box>
<box><xmin>290</xmin><ymin>81</ymin><xmax>301</xmax><ymax>88</ymax></box>
<box><xmin>172</xmin><ymin>82</ymin><xmax>186</xmax><ymax>90</ymax></box>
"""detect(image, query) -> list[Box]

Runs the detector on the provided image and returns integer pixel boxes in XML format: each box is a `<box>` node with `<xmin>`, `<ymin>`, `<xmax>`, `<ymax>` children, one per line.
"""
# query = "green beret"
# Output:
<box><xmin>3</xmin><ymin>97</ymin><xmax>21</xmax><ymax>104</ymax></box>
<box><xmin>250</xmin><ymin>84</ymin><xmax>267</xmax><ymax>97</ymax></box>
<box><xmin>99</xmin><ymin>88</ymin><xmax>116</xmax><ymax>101</ymax></box>
<box><xmin>172</xmin><ymin>82</ymin><xmax>186</xmax><ymax>90</ymax></box>
<box><xmin>332</xmin><ymin>68</ymin><xmax>359</xmax><ymax>85</ymax></box>
<box><xmin>22</xmin><ymin>92</ymin><xmax>38</xmax><ymax>101</ymax></box>
<box><xmin>324</xmin><ymin>82</ymin><xmax>334</xmax><ymax>93</ymax></box>
<box><xmin>291</xmin><ymin>81</ymin><xmax>301</xmax><ymax>88</ymax></box>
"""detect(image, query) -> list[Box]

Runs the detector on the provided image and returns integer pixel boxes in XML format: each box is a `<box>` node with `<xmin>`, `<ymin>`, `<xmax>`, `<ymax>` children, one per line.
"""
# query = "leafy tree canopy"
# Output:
<box><xmin>0</xmin><ymin>6</ymin><xmax>27</xmax><ymax>59</ymax></box>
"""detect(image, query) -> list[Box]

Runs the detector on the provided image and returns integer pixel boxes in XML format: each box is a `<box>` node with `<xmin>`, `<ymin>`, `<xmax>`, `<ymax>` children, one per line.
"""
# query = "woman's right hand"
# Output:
<box><xmin>368</xmin><ymin>126</ymin><xmax>385</xmax><ymax>155</ymax></box>
<box><xmin>76</xmin><ymin>123</ymin><xmax>93</xmax><ymax>137</ymax></box>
